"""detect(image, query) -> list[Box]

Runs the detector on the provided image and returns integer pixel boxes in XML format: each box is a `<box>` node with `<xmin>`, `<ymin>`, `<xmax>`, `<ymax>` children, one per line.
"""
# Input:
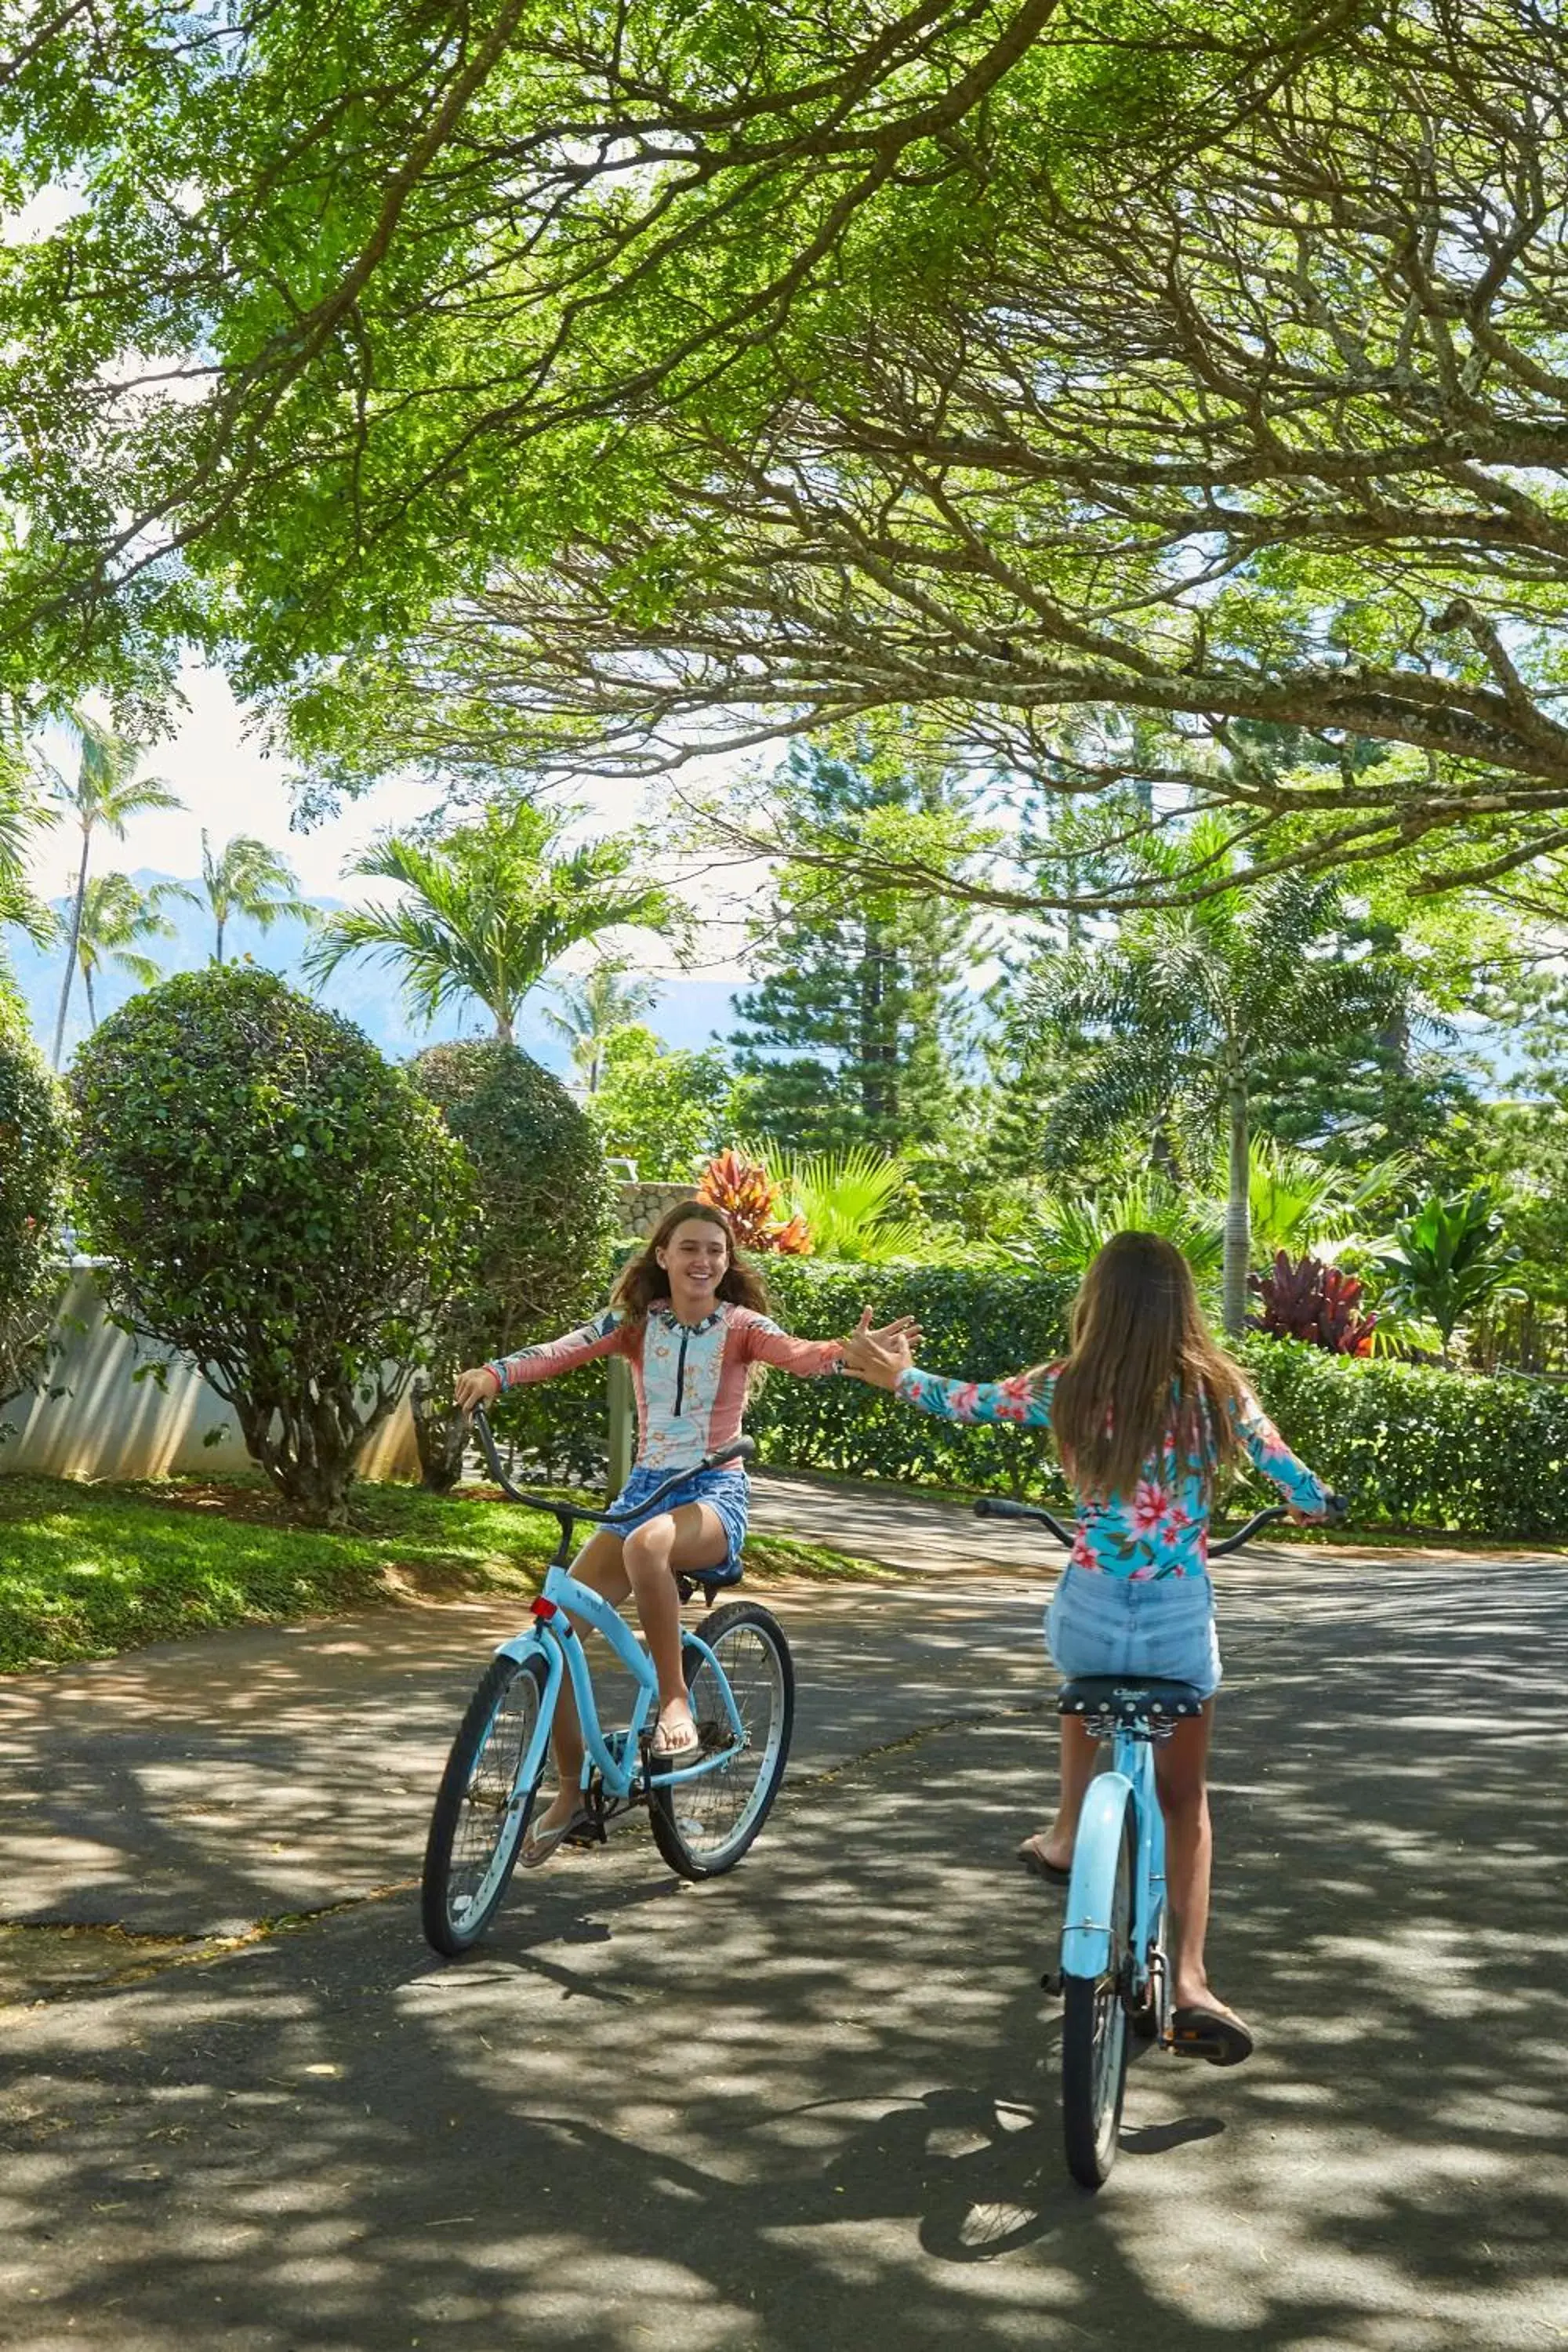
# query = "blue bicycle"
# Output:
<box><xmin>974</xmin><ymin>1492</ymin><xmax>1330</xmax><ymax>2188</ymax></box>
<box><xmin>422</xmin><ymin>1414</ymin><xmax>793</xmax><ymax>1957</ymax></box>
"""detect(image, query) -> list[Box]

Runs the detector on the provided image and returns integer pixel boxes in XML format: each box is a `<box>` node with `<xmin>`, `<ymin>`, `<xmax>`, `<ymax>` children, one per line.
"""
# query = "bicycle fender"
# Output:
<box><xmin>495</xmin><ymin>1626</ymin><xmax>551</xmax><ymax>1668</ymax></box>
<box><xmin>1061</xmin><ymin>1771</ymin><xmax>1135</xmax><ymax>1980</ymax></box>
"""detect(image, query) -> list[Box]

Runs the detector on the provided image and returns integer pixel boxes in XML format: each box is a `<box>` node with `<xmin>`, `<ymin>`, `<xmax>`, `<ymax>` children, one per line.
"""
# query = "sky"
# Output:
<box><xmin>25</xmin><ymin>658</ymin><xmax>760</xmax><ymax>986</ymax></box>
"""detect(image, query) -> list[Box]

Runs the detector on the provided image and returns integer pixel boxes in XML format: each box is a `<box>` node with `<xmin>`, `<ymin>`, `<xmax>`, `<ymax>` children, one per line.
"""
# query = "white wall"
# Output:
<box><xmin>2</xmin><ymin>1265</ymin><xmax>417</xmax><ymax>1483</ymax></box>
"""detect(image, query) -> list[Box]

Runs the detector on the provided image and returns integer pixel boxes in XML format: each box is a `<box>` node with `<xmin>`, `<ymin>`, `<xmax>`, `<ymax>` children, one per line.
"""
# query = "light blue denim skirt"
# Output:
<box><xmin>1045</xmin><ymin>1563</ymin><xmax>1221</xmax><ymax>1699</ymax></box>
<box><xmin>608</xmin><ymin>1465</ymin><xmax>749</xmax><ymax>1584</ymax></box>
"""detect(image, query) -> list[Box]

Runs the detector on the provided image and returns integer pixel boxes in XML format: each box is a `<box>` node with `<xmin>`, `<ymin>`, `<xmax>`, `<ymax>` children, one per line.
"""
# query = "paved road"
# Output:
<box><xmin>2</xmin><ymin>1489</ymin><xmax>1566</xmax><ymax>2350</ymax></box>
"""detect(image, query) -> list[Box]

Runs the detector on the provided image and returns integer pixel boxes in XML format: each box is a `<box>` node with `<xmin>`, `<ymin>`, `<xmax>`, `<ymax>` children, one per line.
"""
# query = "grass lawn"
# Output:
<box><xmin>0</xmin><ymin>1472</ymin><xmax>887</xmax><ymax>1674</ymax></box>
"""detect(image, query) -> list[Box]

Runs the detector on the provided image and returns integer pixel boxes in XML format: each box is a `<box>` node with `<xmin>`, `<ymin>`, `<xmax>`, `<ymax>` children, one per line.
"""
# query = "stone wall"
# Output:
<box><xmin>619</xmin><ymin>1180</ymin><xmax>699</xmax><ymax>1238</ymax></box>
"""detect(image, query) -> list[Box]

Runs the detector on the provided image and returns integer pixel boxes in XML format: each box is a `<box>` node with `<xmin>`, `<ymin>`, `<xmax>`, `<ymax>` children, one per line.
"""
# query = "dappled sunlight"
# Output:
<box><xmin>1</xmin><ymin>1552</ymin><xmax>1566</xmax><ymax>2344</ymax></box>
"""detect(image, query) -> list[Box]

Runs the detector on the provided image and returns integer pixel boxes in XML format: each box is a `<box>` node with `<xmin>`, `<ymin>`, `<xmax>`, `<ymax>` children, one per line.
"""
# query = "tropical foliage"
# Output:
<box><xmin>586</xmin><ymin>1025</ymin><xmax>733</xmax><ymax>1181</ymax></box>
<box><xmin>42</xmin><ymin>715</ymin><xmax>181</xmax><ymax>1067</ymax></box>
<box><xmin>539</xmin><ymin>962</ymin><xmax>660</xmax><ymax>1094</ymax></box>
<box><xmin>695</xmin><ymin>1151</ymin><xmax>810</xmax><ymax>1256</ymax></box>
<box><xmin>1372</xmin><ymin>1191</ymin><xmax>1522</xmax><ymax>1367</ymax></box>
<box><xmin>1247</xmin><ymin>1255</ymin><xmax>1377</xmax><ymax>1359</ymax></box>
<box><xmin>71</xmin><ymin>873</ymin><xmax>186</xmax><ymax>1026</ymax></box>
<box><xmin>0</xmin><ymin>990</ymin><xmax>68</xmax><ymax>1422</ymax></box>
<box><xmin>198</xmin><ymin>832</ymin><xmax>313</xmax><ymax>964</ymax></box>
<box><xmin>305</xmin><ymin>799</ymin><xmax>684</xmax><ymax>1044</ymax></box>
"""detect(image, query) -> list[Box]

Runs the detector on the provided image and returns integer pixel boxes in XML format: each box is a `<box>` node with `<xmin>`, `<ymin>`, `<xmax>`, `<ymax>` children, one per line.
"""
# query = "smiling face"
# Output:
<box><xmin>656</xmin><ymin>1214</ymin><xmax>731</xmax><ymax>1312</ymax></box>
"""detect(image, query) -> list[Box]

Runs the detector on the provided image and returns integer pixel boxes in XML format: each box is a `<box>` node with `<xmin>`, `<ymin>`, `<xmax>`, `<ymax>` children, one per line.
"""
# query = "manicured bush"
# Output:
<box><xmin>72</xmin><ymin>967</ymin><xmax>476</xmax><ymax>1524</ymax></box>
<box><xmin>749</xmin><ymin>1260</ymin><xmax>1076</xmax><ymax>1497</ymax></box>
<box><xmin>411</xmin><ymin>1040</ymin><xmax>618</xmax><ymax>1487</ymax></box>
<box><xmin>0</xmin><ymin>989</ymin><xmax>68</xmax><ymax>1428</ymax></box>
<box><xmin>1236</xmin><ymin>1338</ymin><xmax>1568</xmax><ymax>1538</ymax></box>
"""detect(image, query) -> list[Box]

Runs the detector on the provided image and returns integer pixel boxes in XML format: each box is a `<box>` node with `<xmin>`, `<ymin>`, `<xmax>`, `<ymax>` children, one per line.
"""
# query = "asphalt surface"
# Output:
<box><xmin>2</xmin><ymin>1480</ymin><xmax>1566</xmax><ymax>2350</ymax></box>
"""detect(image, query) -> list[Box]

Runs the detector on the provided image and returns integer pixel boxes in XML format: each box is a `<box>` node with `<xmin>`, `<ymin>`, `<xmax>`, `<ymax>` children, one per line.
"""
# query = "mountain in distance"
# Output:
<box><xmin>7</xmin><ymin>870</ymin><xmax>741</xmax><ymax>1076</ymax></box>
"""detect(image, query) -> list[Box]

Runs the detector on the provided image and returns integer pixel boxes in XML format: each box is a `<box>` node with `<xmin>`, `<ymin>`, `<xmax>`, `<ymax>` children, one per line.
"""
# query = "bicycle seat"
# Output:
<box><xmin>676</xmin><ymin>1574</ymin><xmax>727</xmax><ymax>1610</ymax></box>
<box><xmin>1057</xmin><ymin>1676</ymin><xmax>1207</xmax><ymax>1730</ymax></box>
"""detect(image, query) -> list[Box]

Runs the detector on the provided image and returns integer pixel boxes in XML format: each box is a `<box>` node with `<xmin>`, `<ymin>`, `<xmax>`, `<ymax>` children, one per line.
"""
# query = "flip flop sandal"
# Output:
<box><xmin>650</xmin><ymin>1718</ymin><xmax>701</xmax><ymax>1763</ymax></box>
<box><xmin>1017</xmin><ymin>1836</ymin><xmax>1070</xmax><ymax>1882</ymax></box>
<box><xmin>519</xmin><ymin>1806</ymin><xmax>593</xmax><ymax>1869</ymax></box>
<box><xmin>1170</xmin><ymin>2004</ymin><xmax>1254</xmax><ymax>2067</ymax></box>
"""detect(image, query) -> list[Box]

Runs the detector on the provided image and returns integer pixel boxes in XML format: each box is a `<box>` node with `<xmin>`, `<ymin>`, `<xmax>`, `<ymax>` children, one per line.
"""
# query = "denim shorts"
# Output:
<box><xmin>1045</xmin><ymin>1563</ymin><xmax>1221</xmax><ymax>1699</ymax></box>
<box><xmin>607</xmin><ymin>1465</ymin><xmax>748</xmax><ymax>1584</ymax></box>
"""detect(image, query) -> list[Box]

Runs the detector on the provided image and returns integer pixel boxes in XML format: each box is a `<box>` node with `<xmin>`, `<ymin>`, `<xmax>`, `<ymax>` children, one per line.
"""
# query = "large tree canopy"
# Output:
<box><xmin>13</xmin><ymin>0</ymin><xmax>1568</xmax><ymax>891</ymax></box>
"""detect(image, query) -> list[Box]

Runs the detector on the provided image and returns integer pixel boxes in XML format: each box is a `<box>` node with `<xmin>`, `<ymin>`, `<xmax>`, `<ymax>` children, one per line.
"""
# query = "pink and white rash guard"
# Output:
<box><xmin>487</xmin><ymin>1302</ymin><xmax>844</xmax><ymax>1474</ymax></box>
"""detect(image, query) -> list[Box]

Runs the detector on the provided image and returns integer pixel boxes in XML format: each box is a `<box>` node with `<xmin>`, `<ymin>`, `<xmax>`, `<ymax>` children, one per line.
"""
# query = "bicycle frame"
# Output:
<box><xmin>495</xmin><ymin>1556</ymin><xmax>750</xmax><ymax>1806</ymax></box>
<box><xmin>467</xmin><ymin>1404</ymin><xmax>754</xmax><ymax>1808</ymax></box>
<box><xmin>1061</xmin><ymin>1724</ymin><xmax>1165</xmax><ymax>1997</ymax></box>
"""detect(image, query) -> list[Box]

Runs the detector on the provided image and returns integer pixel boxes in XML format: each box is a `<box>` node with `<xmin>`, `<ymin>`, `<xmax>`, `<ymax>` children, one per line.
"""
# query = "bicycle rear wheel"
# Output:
<box><xmin>1060</xmin><ymin>1797</ymin><xmax>1135</xmax><ymax>2189</ymax></box>
<box><xmin>649</xmin><ymin>1601</ymin><xmax>793</xmax><ymax>1881</ymax></box>
<box><xmin>422</xmin><ymin>1652</ymin><xmax>550</xmax><ymax>1956</ymax></box>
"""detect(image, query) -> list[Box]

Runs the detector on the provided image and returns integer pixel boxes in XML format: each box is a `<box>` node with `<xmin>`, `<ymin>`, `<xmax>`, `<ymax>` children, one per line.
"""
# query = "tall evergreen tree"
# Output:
<box><xmin>728</xmin><ymin>736</ymin><xmax>982</xmax><ymax>1156</ymax></box>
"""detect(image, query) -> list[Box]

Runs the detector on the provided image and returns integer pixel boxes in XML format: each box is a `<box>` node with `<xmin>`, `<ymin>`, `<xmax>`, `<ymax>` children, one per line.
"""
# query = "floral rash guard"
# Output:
<box><xmin>895</xmin><ymin>1363</ymin><xmax>1330</xmax><ymax>1580</ymax></box>
<box><xmin>489</xmin><ymin>1302</ymin><xmax>844</xmax><ymax>1475</ymax></box>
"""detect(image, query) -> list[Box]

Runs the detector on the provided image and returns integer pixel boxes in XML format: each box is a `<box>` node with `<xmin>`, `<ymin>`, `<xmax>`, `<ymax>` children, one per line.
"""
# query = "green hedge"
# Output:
<box><xmin>748</xmin><ymin>1261</ymin><xmax>1076</xmax><ymax>1498</ymax></box>
<box><xmin>467</xmin><ymin>1261</ymin><xmax>1568</xmax><ymax>1537</ymax></box>
<box><xmin>1236</xmin><ymin>1339</ymin><xmax>1568</xmax><ymax>1540</ymax></box>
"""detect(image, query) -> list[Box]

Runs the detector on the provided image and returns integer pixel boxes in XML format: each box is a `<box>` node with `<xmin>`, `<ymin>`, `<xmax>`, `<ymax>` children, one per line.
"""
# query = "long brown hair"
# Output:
<box><xmin>1049</xmin><ymin>1232</ymin><xmax>1248</xmax><ymax>1498</ymax></box>
<box><xmin>611</xmin><ymin>1202</ymin><xmax>771</xmax><ymax>1327</ymax></box>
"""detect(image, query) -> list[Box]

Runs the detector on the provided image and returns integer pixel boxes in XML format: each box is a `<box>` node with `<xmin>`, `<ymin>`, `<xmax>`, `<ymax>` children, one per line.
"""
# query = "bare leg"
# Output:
<box><xmin>1019</xmin><ymin>1714</ymin><xmax>1099</xmax><ymax>1871</ymax></box>
<box><xmin>621</xmin><ymin>1501</ymin><xmax>728</xmax><ymax>1742</ymax></box>
<box><xmin>1153</xmin><ymin>1701</ymin><xmax>1244</xmax><ymax>2024</ymax></box>
<box><xmin>527</xmin><ymin>1503</ymin><xmax>728</xmax><ymax>1847</ymax></box>
<box><xmin>528</xmin><ymin>1528</ymin><xmax>629</xmax><ymax>1845</ymax></box>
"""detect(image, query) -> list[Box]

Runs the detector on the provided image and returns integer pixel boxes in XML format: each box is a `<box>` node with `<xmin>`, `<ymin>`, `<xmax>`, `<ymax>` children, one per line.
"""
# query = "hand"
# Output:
<box><xmin>842</xmin><ymin>1308</ymin><xmax>918</xmax><ymax>1391</ymax></box>
<box><xmin>454</xmin><ymin>1364</ymin><xmax>502</xmax><ymax>1414</ymax></box>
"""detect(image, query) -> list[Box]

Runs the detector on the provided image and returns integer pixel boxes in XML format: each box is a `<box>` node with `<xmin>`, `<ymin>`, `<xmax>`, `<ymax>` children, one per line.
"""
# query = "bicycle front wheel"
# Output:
<box><xmin>1061</xmin><ymin>1797</ymin><xmax>1135</xmax><ymax>2190</ymax></box>
<box><xmin>649</xmin><ymin>1600</ymin><xmax>794</xmax><ymax>1881</ymax></box>
<box><xmin>422</xmin><ymin>1652</ymin><xmax>550</xmax><ymax>1956</ymax></box>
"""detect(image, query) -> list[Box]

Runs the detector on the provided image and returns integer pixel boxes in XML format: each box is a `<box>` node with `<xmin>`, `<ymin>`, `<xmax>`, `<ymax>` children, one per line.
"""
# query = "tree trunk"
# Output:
<box><xmin>52</xmin><ymin>826</ymin><xmax>91</xmax><ymax>1069</ymax></box>
<box><xmin>215</xmin><ymin>908</ymin><xmax>225</xmax><ymax>965</ymax></box>
<box><xmin>495</xmin><ymin>1009</ymin><xmax>514</xmax><ymax>1045</ymax></box>
<box><xmin>1222</xmin><ymin>1077</ymin><xmax>1250</xmax><ymax>1339</ymax></box>
<box><xmin>412</xmin><ymin>1379</ymin><xmax>469</xmax><ymax>1492</ymax></box>
<box><xmin>84</xmin><ymin>966</ymin><xmax>96</xmax><ymax>1029</ymax></box>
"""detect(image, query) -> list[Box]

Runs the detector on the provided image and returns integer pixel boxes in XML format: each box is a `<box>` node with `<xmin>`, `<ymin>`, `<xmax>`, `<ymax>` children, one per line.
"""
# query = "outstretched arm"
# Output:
<box><xmin>844</xmin><ymin>1316</ymin><xmax>1056</xmax><ymax>1427</ymax></box>
<box><xmin>893</xmin><ymin>1365</ymin><xmax>1055</xmax><ymax>1428</ymax></box>
<box><xmin>454</xmin><ymin>1309</ymin><xmax>624</xmax><ymax>1410</ymax></box>
<box><xmin>740</xmin><ymin>1308</ymin><xmax>920</xmax><ymax>1379</ymax></box>
<box><xmin>1229</xmin><ymin>1388</ymin><xmax>1331</xmax><ymax>1519</ymax></box>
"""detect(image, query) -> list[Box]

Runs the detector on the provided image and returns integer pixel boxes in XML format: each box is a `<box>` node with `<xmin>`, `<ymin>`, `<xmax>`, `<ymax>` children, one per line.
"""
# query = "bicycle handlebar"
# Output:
<box><xmin>973</xmin><ymin>1490</ymin><xmax>1349</xmax><ymax>1556</ymax></box>
<box><xmin>470</xmin><ymin>1405</ymin><xmax>753</xmax><ymax>1534</ymax></box>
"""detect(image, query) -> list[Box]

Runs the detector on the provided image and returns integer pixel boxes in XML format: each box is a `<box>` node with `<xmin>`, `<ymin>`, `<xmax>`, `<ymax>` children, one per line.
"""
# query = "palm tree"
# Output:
<box><xmin>0</xmin><ymin>757</ymin><xmax>55</xmax><ymax>961</ymax></box>
<box><xmin>46</xmin><ymin>714</ymin><xmax>182</xmax><ymax>1066</ymax></box>
<box><xmin>539</xmin><ymin>960</ymin><xmax>662</xmax><ymax>1091</ymax></box>
<box><xmin>1033</xmin><ymin>821</ymin><xmax>1407</xmax><ymax>1334</ymax></box>
<box><xmin>305</xmin><ymin>799</ymin><xmax>687</xmax><ymax>1044</ymax></box>
<box><xmin>73</xmin><ymin>873</ymin><xmax>187</xmax><ymax>1026</ymax></box>
<box><xmin>199</xmin><ymin>831</ymin><xmax>314</xmax><ymax>964</ymax></box>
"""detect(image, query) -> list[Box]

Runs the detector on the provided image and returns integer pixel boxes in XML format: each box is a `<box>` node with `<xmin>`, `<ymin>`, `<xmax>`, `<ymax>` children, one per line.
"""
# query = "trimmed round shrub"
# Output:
<box><xmin>411</xmin><ymin>1040</ymin><xmax>617</xmax><ymax>1487</ymax></box>
<box><xmin>72</xmin><ymin>967</ymin><xmax>476</xmax><ymax>1523</ymax></box>
<box><xmin>0</xmin><ymin>985</ymin><xmax>68</xmax><ymax>1427</ymax></box>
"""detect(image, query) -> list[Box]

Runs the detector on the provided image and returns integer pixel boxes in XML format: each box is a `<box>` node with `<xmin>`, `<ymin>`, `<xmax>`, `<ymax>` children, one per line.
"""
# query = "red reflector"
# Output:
<box><xmin>530</xmin><ymin>1596</ymin><xmax>558</xmax><ymax>1620</ymax></box>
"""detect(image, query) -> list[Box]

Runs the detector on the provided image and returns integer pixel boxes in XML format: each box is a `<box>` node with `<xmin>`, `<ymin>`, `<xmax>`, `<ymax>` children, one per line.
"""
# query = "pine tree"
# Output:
<box><xmin>729</xmin><ymin>735</ymin><xmax>982</xmax><ymax>1156</ymax></box>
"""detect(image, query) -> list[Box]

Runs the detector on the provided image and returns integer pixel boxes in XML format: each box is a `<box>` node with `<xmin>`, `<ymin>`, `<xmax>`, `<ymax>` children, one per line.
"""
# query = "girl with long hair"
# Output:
<box><xmin>844</xmin><ymin>1229</ymin><xmax>1331</xmax><ymax>2065</ymax></box>
<box><xmin>456</xmin><ymin>1201</ymin><xmax>914</xmax><ymax>1865</ymax></box>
